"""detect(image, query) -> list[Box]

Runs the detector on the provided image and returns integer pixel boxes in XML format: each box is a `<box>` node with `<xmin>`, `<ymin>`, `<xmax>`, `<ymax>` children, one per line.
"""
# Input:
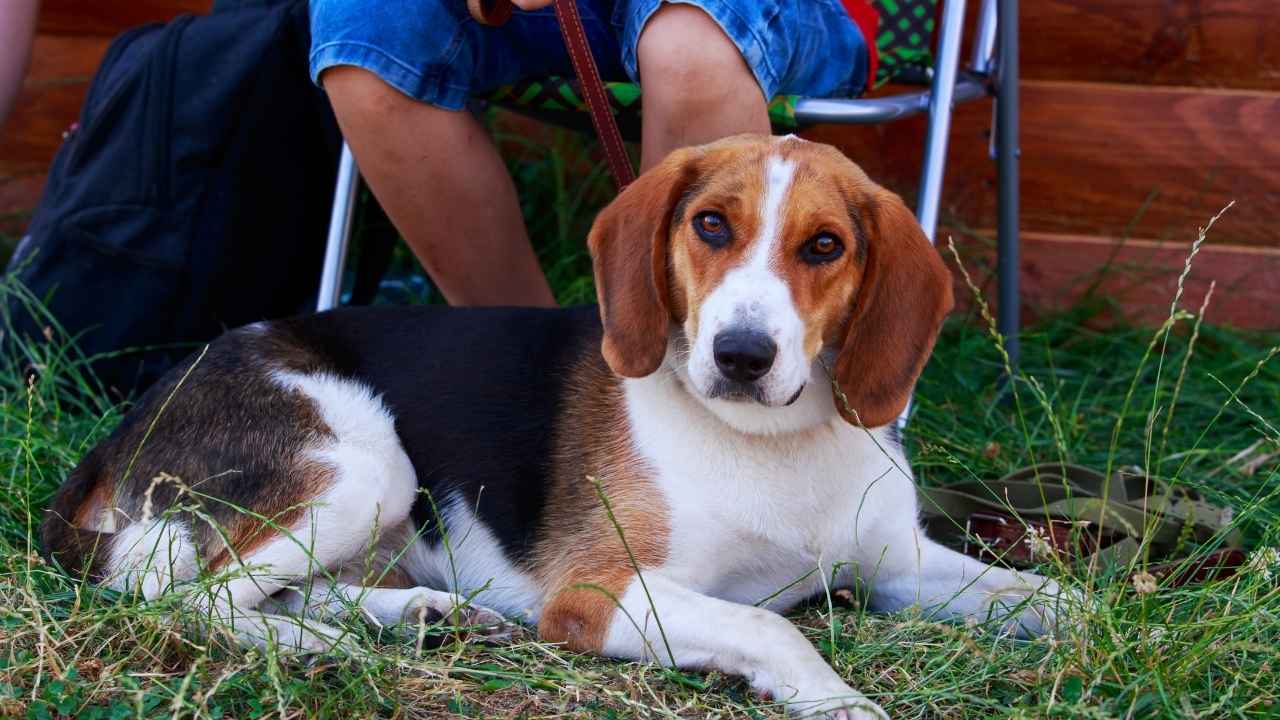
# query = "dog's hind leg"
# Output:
<box><xmin>194</xmin><ymin>370</ymin><xmax>424</xmax><ymax>653</ymax></box>
<box><xmin>271</xmin><ymin>581</ymin><xmax>511</xmax><ymax>637</ymax></box>
<box><xmin>203</xmin><ymin>432</ymin><xmax>419</xmax><ymax>654</ymax></box>
<box><xmin>265</xmin><ymin>522</ymin><xmax>511</xmax><ymax>638</ymax></box>
<box><xmin>102</xmin><ymin>514</ymin><xmax>351</xmax><ymax>654</ymax></box>
<box><xmin>190</xmin><ymin>529</ymin><xmax>362</xmax><ymax>656</ymax></box>
<box><xmin>106</xmin><ymin>416</ymin><xmax>419</xmax><ymax>655</ymax></box>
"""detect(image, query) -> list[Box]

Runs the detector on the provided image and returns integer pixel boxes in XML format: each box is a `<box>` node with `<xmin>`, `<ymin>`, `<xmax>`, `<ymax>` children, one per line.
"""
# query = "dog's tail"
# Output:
<box><xmin>41</xmin><ymin>447</ymin><xmax>113</xmax><ymax>581</ymax></box>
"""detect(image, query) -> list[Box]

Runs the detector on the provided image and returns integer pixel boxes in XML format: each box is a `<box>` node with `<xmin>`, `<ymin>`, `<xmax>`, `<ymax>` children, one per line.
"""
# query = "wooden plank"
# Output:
<box><xmin>0</xmin><ymin>175</ymin><xmax>45</xmax><ymax>237</ymax></box>
<box><xmin>802</xmin><ymin>80</ymin><xmax>1280</xmax><ymax>249</ymax></box>
<box><xmin>945</xmin><ymin>230</ymin><xmax>1280</xmax><ymax>331</ymax></box>
<box><xmin>25</xmin><ymin>31</ymin><xmax>112</xmax><ymax>81</ymax></box>
<box><xmin>0</xmin><ymin>175</ymin><xmax>45</xmax><ymax>215</ymax></box>
<box><xmin>38</xmin><ymin>0</ymin><xmax>211</xmax><ymax>37</ymax></box>
<box><xmin>1019</xmin><ymin>0</ymin><xmax>1280</xmax><ymax>91</ymax></box>
<box><xmin>0</xmin><ymin>35</ymin><xmax>110</xmax><ymax>178</ymax></box>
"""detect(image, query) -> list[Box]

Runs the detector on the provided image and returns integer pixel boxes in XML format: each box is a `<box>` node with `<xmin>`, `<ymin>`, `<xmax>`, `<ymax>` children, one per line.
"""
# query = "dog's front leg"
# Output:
<box><xmin>866</xmin><ymin>527</ymin><xmax>1069</xmax><ymax>637</ymax></box>
<box><xmin>541</xmin><ymin>573</ymin><xmax>887</xmax><ymax>719</ymax></box>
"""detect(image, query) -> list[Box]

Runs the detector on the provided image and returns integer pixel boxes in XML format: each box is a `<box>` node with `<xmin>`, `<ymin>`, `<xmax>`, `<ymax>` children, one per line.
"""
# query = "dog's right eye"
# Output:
<box><xmin>693</xmin><ymin>211</ymin><xmax>731</xmax><ymax>248</ymax></box>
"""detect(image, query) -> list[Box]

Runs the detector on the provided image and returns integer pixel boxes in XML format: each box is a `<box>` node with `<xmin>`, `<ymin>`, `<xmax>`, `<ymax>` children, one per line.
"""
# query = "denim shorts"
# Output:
<box><xmin>309</xmin><ymin>0</ymin><xmax>868</xmax><ymax>110</ymax></box>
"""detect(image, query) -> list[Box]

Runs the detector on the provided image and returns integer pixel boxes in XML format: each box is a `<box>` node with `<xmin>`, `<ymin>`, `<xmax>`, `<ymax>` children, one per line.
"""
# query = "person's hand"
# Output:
<box><xmin>510</xmin><ymin>0</ymin><xmax>555</xmax><ymax>10</ymax></box>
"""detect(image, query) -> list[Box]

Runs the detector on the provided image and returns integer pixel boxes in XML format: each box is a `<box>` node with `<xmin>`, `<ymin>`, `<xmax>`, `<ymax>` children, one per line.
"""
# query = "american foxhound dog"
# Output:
<box><xmin>44</xmin><ymin>135</ymin><xmax>1063</xmax><ymax>719</ymax></box>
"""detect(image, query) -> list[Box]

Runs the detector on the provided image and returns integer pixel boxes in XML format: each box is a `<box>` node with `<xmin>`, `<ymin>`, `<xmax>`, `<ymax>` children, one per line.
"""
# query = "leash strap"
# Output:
<box><xmin>551</xmin><ymin>0</ymin><xmax>635</xmax><ymax>190</ymax></box>
<box><xmin>918</xmin><ymin>463</ymin><xmax>1245</xmax><ymax>585</ymax></box>
<box><xmin>468</xmin><ymin>0</ymin><xmax>636</xmax><ymax>191</ymax></box>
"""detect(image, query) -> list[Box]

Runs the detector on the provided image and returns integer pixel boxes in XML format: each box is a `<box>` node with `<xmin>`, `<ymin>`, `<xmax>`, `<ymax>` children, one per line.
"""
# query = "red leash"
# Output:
<box><xmin>468</xmin><ymin>0</ymin><xmax>636</xmax><ymax>191</ymax></box>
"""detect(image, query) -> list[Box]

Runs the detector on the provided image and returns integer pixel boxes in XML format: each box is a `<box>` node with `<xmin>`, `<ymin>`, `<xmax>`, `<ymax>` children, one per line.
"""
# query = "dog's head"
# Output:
<box><xmin>588</xmin><ymin>134</ymin><xmax>953</xmax><ymax>433</ymax></box>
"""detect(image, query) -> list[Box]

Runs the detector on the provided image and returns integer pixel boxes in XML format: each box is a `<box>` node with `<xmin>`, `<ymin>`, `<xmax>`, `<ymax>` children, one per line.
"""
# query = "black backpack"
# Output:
<box><xmin>4</xmin><ymin>0</ymin><xmax>349</xmax><ymax>400</ymax></box>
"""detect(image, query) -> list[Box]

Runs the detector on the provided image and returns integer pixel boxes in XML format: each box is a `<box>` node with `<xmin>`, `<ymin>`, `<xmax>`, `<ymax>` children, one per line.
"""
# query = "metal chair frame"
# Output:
<box><xmin>316</xmin><ymin>0</ymin><xmax>1020</xmax><ymax>362</ymax></box>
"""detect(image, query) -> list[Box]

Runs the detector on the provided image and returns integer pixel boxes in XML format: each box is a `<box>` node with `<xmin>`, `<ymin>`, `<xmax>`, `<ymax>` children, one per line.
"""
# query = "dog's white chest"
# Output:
<box><xmin>624</xmin><ymin>374</ymin><xmax>914</xmax><ymax>610</ymax></box>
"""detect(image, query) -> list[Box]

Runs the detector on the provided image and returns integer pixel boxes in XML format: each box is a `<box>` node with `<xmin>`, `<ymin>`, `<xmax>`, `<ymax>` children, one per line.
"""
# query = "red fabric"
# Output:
<box><xmin>840</xmin><ymin>0</ymin><xmax>879</xmax><ymax>91</ymax></box>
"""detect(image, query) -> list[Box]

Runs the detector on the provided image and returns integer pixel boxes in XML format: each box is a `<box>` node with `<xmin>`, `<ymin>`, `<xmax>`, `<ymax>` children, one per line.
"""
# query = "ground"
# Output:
<box><xmin>0</xmin><ymin>131</ymin><xmax>1276</xmax><ymax>718</ymax></box>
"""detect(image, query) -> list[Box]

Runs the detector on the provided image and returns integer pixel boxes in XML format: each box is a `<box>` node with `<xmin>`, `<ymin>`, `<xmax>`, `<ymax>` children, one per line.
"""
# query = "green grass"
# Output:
<box><xmin>0</xmin><ymin>131</ymin><xmax>1277</xmax><ymax>718</ymax></box>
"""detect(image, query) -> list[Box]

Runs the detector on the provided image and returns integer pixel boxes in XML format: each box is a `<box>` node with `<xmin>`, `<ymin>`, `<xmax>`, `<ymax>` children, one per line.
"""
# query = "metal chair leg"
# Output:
<box><xmin>915</xmin><ymin>0</ymin><xmax>968</xmax><ymax>242</ymax></box>
<box><xmin>317</xmin><ymin>141</ymin><xmax>360</xmax><ymax>312</ymax></box>
<box><xmin>996</xmin><ymin>0</ymin><xmax>1020</xmax><ymax>365</ymax></box>
<box><xmin>970</xmin><ymin>0</ymin><xmax>998</xmax><ymax>74</ymax></box>
<box><xmin>899</xmin><ymin>0</ymin><xmax>968</xmax><ymax>428</ymax></box>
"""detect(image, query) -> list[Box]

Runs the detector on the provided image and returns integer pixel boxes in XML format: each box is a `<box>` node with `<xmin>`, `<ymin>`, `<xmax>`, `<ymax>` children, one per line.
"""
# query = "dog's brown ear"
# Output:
<box><xmin>832</xmin><ymin>190</ymin><xmax>954</xmax><ymax>427</ymax></box>
<box><xmin>588</xmin><ymin>147</ymin><xmax>700</xmax><ymax>377</ymax></box>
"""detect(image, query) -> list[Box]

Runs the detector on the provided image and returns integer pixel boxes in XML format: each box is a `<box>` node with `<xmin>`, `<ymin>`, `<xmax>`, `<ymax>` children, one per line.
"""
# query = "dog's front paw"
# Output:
<box><xmin>399</xmin><ymin>591</ymin><xmax>515</xmax><ymax>641</ymax></box>
<box><xmin>770</xmin><ymin>673</ymin><xmax>889</xmax><ymax>719</ymax></box>
<box><xmin>986</xmin><ymin>574</ymin><xmax>1078</xmax><ymax>638</ymax></box>
<box><xmin>797</xmin><ymin>698</ymin><xmax>889</xmax><ymax>720</ymax></box>
<box><xmin>792</xmin><ymin>691</ymin><xmax>889</xmax><ymax>720</ymax></box>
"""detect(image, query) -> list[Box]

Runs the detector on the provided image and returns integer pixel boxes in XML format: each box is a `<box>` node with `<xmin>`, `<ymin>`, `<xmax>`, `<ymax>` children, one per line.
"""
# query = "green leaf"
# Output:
<box><xmin>1061</xmin><ymin>675</ymin><xmax>1084</xmax><ymax>702</ymax></box>
<box><xmin>478</xmin><ymin>678</ymin><xmax>514</xmax><ymax>692</ymax></box>
<box><xmin>663</xmin><ymin>670</ymin><xmax>708</xmax><ymax>691</ymax></box>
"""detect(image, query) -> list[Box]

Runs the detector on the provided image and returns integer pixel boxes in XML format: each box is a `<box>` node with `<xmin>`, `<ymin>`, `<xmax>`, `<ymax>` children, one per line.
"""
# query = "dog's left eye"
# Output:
<box><xmin>693</xmin><ymin>211</ymin><xmax>731</xmax><ymax>248</ymax></box>
<box><xmin>800</xmin><ymin>233</ymin><xmax>844</xmax><ymax>264</ymax></box>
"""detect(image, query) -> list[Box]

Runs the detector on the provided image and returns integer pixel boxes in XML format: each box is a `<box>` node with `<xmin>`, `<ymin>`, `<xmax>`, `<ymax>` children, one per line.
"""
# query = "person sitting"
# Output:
<box><xmin>310</xmin><ymin>0</ymin><xmax>870</xmax><ymax>306</ymax></box>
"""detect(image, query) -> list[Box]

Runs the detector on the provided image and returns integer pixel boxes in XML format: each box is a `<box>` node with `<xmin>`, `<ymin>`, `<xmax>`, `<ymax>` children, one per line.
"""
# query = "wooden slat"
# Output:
<box><xmin>0</xmin><ymin>35</ymin><xmax>111</xmax><ymax>178</ymax></box>
<box><xmin>945</xmin><ymin>230</ymin><xmax>1280</xmax><ymax>331</ymax></box>
<box><xmin>25</xmin><ymin>31</ymin><xmax>112</xmax><ymax>80</ymax></box>
<box><xmin>38</xmin><ymin>0</ymin><xmax>211</xmax><ymax>37</ymax></box>
<box><xmin>1019</xmin><ymin>0</ymin><xmax>1280</xmax><ymax>91</ymax></box>
<box><xmin>0</xmin><ymin>175</ymin><xmax>45</xmax><ymax>237</ymax></box>
<box><xmin>803</xmin><ymin>80</ymin><xmax>1280</xmax><ymax>248</ymax></box>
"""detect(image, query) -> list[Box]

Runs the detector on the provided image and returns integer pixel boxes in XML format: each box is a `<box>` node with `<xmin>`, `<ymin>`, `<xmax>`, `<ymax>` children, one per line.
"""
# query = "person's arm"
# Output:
<box><xmin>0</xmin><ymin>0</ymin><xmax>41</xmax><ymax>129</ymax></box>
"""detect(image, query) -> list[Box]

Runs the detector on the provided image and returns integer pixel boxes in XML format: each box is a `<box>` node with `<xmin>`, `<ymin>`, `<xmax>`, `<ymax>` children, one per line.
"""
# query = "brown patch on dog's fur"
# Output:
<box><xmin>369</xmin><ymin>565</ymin><xmax>415</xmax><ymax>589</ymax></box>
<box><xmin>533</xmin><ymin>353</ymin><xmax>668</xmax><ymax>653</ymax></box>
<box><xmin>71</xmin><ymin>475</ymin><xmax>117</xmax><ymax>532</ymax></box>
<box><xmin>204</xmin><ymin>457</ymin><xmax>336</xmax><ymax>573</ymax></box>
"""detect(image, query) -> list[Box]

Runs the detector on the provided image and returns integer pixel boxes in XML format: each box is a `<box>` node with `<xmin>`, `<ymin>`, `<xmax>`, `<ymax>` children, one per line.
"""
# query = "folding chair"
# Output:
<box><xmin>317</xmin><ymin>0</ymin><xmax>1021</xmax><ymax>361</ymax></box>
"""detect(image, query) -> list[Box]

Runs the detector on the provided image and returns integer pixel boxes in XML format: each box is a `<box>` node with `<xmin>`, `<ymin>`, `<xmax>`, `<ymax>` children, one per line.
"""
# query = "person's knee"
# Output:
<box><xmin>320</xmin><ymin>66</ymin><xmax>418</xmax><ymax>121</ymax></box>
<box><xmin>637</xmin><ymin>4</ymin><xmax>761</xmax><ymax>104</ymax></box>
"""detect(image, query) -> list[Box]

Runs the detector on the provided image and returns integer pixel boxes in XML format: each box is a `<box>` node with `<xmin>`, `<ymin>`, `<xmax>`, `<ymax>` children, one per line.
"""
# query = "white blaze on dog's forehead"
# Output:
<box><xmin>775</xmin><ymin>134</ymin><xmax>811</xmax><ymax>154</ymax></box>
<box><xmin>747</xmin><ymin>155</ymin><xmax>797</xmax><ymax>272</ymax></box>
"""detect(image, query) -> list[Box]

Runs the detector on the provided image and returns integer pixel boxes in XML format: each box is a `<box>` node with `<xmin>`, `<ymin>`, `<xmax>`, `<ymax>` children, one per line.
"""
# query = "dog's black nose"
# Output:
<box><xmin>713</xmin><ymin>330</ymin><xmax>777</xmax><ymax>383</ymax></box>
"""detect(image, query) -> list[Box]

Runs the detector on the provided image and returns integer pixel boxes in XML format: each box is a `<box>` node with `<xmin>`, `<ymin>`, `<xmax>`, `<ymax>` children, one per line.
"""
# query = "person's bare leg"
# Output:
<box><xmin>637</xmin><ymin>4</ymin><xmax>771</xmax><ymax>172</ymax></box>
<box><xmin>322</xmin><ymin>66</ymin><xmax>555</xmax><ymax>307</ymax></box>
<box><xmin>0</xmin><ymin>0</ymin><xmax>40</xmax><ymax>128</ymax></box>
